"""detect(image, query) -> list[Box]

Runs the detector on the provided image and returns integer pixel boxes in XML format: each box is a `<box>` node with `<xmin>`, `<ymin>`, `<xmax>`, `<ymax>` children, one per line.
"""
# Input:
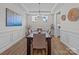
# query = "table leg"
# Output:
<box><xmin>27</xmin><ymin>38</ymin><xmax>33</xmax><ymax>55</ymax></box>
<box><xmin>46</xmin><ymin>38</ymin><xmax>51</xmax><ymax>55</ymax></box>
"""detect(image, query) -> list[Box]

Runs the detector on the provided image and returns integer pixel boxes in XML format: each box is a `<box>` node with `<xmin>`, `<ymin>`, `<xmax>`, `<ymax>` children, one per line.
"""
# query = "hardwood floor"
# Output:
<box><xmin>1</xmin><ymin>37</ymin><xmax>76</xmax><ymax>55</ymax></box>
<box><xmin>51</xmin><ymin>37</ymin><xmax>76</xmax><ymax>55</ymax></box>
<box><xmin>1</xmin><ymin>38</ymin><xmax>27</xmax><ymax>55</ymax></box>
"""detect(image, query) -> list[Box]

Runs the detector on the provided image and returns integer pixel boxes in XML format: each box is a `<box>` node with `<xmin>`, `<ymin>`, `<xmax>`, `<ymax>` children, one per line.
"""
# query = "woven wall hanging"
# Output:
<box><xmin>68</xmin><ymin>8</ymin><xmax>79</xmax><ymax>21</ymax></box>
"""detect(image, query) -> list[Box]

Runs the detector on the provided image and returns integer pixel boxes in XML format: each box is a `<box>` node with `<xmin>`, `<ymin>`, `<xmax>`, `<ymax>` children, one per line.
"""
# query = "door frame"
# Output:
<box><xmin>54</xmin><ymin>9</ymin><xmax>62</xmax><ymax>37</ymax></box>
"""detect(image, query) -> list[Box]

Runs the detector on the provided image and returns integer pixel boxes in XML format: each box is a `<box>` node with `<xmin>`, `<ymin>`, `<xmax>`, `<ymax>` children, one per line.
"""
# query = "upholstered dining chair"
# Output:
<box><xmin>31</xmin><ymin>33</ymin><xmax>47</xmax><ymax>55</ymax></box>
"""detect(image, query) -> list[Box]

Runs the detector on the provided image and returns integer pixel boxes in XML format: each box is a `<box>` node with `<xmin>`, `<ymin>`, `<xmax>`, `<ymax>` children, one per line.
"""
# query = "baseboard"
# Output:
<box><xmin>61</xmin><ymin>40</ymin><xmax>79</xmax><ymax>55</ymax></box>
<box><xmin>0</xmin><ymin>35</ymin><xmax>25</xmax><ymax>54</ymax></box>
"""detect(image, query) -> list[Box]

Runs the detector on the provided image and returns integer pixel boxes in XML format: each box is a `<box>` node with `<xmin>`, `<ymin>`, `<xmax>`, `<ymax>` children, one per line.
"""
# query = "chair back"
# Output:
<box><xmin>32</xmin><ymin>33</ymin><xmax>46</xmax><ymax>49</ymax></box>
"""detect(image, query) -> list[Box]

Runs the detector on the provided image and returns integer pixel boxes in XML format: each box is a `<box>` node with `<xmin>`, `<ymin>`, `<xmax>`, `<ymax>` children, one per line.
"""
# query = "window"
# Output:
<box><xmin>42</xmin><ymin>16</ymin><xmax>48</xmax><ymax>22</ymax></box>
<box><xmin>32</xmin><ymin>16</ymin><xmax>48</xmax><ymax>23</ymax></box>
<box><xmin>32</xmin><ymin>16</ymin><xmax>37</xmax><ymax>22</ymax></box>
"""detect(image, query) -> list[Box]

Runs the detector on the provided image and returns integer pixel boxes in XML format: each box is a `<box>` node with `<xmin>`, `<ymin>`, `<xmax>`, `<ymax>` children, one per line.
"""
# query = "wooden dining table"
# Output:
<box><xmin>26</xmin><ymin>31</ymin><xmax>52</xmax><ymax>55</ymax></box>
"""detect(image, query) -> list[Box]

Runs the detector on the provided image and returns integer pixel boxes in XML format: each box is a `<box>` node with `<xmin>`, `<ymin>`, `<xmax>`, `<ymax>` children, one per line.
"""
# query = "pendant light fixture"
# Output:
<box><xmin>37</xmin><ymin>3</ymin><xmax>40</xmax><ymax>18</ymax></box>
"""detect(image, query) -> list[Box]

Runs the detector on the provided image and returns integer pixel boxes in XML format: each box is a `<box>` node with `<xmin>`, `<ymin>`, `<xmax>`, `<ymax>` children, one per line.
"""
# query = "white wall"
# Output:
<box><xmin>54</xmin><ymin>3</ymin><xmax>79</xmax><ymax>54</ymax></box>
<box><xmin>0</xmin><ymin>3</ymin><xmax>27</xmax><ymax>53</ymax></box>
<box><xmin>27</xmin><ymin>14</ymin><xmax>53</xmax><ymax>31</ymax></box>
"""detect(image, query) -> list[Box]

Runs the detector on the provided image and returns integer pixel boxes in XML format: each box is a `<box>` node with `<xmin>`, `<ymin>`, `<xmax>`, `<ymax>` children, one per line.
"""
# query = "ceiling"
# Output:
<box><xmin>20</xmin><ymin>3</ymin><xmax>57</xmax><ymax>14</ymax></box>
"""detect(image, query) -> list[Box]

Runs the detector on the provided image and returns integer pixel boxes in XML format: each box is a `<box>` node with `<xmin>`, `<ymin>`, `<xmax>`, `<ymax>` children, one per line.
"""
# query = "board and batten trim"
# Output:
<box><xmin>0</xmin><ymin>29</ymin><xmax>25</xmax><ymax>54</ymax></box>
<box><xmin>60</xmin><ymin>30</ymin><xmax>79</xmax><ymax>54</ymax></box>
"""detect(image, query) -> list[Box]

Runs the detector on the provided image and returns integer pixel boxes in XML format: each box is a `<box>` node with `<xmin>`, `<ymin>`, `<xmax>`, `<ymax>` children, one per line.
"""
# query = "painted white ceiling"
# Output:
<box><xmin>20</xmin><ymin>3</ymin><xmax>57</xmax><ymax>14</ymax></box>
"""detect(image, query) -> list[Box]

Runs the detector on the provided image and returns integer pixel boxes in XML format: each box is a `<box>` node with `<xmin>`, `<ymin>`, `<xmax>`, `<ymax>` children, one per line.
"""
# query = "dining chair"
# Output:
<box><xmin>31</xmin><ymin>33</ymin><xmax>47</xmax><ymax>55</ymax></box>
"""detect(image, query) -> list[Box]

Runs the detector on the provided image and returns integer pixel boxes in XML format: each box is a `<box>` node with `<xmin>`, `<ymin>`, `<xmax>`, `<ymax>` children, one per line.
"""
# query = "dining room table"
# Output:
<box><xmin>26</xmin><ymin>31</ymin><xmax>52</xmax><ymax>55</ymax></box>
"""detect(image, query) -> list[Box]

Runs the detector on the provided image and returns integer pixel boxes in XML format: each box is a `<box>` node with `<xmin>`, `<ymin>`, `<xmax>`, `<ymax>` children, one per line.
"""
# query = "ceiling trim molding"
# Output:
<box><xmin>29</xmin><ymin>11</ymin><xmax>51</xmax><ymax>13</ymax></box>
<box><xmin>51</xmin><ymin>3</ymin><xmax>58</xmax><ymax>14</ymax></box>
<box><xmin>19</xmin><ymin>3</ymin><xmax>58</xmax><ymax>14</ymax></box>
<box><xmin>19</xmin><ymin>4</ymin><xmax>29</xmax><ymax>14</ymax></box>
<box><xmin>28</xmin><ymin>13</ymin><xmax>52</xmax><ymax>15</ymax></box>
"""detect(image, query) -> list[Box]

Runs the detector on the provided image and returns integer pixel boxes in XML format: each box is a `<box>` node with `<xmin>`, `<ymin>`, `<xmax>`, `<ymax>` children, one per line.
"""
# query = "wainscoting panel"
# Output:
<box><xmin>0</xmin><ymin>31</ymin><xmax>11</xmax><ymax>53</ymax></box>
<box><xmin>0</xmin><ymin>28</ymin><xmax>26</xmax><ymax>53</ymax></box>
<box><xmin>60</xmin><ymin>30</ymin><xmax>79</xmax><ymax>54</ymax></box>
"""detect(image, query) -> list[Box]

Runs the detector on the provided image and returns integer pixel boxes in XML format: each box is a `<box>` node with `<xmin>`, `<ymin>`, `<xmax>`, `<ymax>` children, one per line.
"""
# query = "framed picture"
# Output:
<box><xmin>6</xmin><ymin>8</ymin><xmax>22</xmax><ymax>26</ymax></box>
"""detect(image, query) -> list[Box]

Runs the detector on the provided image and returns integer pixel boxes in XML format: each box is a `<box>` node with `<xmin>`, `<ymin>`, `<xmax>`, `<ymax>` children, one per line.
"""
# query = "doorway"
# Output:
<box><xmin>55</xmin><ymin>11</ymin><xmax>61</xmax><ymax>37</ymax></box>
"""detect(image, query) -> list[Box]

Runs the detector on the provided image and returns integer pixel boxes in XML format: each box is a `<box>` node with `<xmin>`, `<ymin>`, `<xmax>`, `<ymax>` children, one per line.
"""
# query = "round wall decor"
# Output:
<box><xmin>68</xmin><ymin>8</ymin><xmax>79</xmax><ymax>21</ymax></box>
<box><xmin>61</xmin><ymin>15</ymin><xmax>66</xmax><ymax>21</ymax></box>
